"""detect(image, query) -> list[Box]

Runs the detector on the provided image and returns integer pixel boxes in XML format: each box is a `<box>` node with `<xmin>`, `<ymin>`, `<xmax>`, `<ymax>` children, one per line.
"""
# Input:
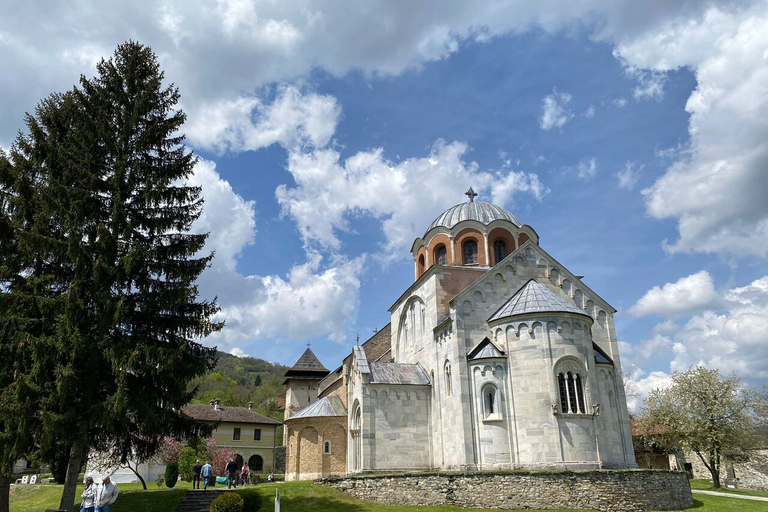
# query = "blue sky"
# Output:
<box><xmin>2</xmin><ymin>1</ymin><xmax>767</xmax><ymax>409</ymax></box>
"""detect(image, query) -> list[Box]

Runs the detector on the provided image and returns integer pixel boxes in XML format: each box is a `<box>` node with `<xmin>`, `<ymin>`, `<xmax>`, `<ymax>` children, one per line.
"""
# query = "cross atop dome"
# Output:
<box><xmin>465</xmin><ymin>187</ymin><xmax>478</xmax><ymax>202</ymax></box>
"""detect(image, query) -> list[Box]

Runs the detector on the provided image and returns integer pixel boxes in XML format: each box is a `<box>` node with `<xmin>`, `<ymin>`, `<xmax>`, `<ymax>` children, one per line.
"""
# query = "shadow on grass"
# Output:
<box><xmin>273</xmin><ymin>495</ymin><xmax>369</xmax><ymax>512</ymax></box>
<box><xmin>112</xmin><ymin>487</ymin><xmax>188</xmax><ymax>512</ymax></box>
<box><xmin>692</xmin><ymin>499</ymin><xmax>705</xmax><ymax>508</ymax></box>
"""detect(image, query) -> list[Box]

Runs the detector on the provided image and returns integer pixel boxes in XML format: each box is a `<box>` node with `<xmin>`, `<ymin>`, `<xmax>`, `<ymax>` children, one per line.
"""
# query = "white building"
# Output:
<box><xmin>285</xmin><ymin>192</ymin><xmax>637</xmax><ymax>480</ymax></box>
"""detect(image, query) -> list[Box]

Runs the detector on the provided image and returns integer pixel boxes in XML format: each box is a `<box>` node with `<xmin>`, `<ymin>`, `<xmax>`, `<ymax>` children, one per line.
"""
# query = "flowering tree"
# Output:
<box><xmin>212</xmin><ymin>448</ymin><xmax>237</xmax><ymax>476</ymax></box>
<box><xmin>158</xmin><ymin>437</ymin><xmax>182</xmax><ymax>465</ymax></box>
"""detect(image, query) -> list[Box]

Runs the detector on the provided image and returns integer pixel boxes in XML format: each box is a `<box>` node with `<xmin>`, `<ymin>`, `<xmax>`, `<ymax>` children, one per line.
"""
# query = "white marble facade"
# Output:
<box><xmin>288</xmin><ymin>197</ymin><xmax>637</xmax><ymax>477</ymax></box>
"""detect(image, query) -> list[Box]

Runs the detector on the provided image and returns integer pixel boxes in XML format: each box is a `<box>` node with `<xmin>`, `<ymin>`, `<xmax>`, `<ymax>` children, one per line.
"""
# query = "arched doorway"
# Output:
<box><xmin>248</xmin><ymin>454</ymin><xmax>263</xmax><ymax>472</ymax></box>
<box><xmin>234</xmin><ymin>454</ymin><xmax>244</xmax><ymax>468</ymax></box>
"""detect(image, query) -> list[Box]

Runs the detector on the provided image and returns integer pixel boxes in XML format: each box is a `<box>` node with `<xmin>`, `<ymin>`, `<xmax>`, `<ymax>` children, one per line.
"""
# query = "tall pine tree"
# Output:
<box><xmin>0</xmin><ymin>42</ymin><xmax>222</xmax><ymax>511</ymax></box>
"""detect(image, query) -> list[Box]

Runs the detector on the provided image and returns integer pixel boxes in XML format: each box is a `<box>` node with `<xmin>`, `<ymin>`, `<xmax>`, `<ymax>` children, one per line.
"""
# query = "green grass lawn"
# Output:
<box><xmin>10</xmin><ymin>478</ymin><xmax>768</xmax><ymax>512</ymax></box>
<box><xmin>689</xmin><ymin>478</ymin><xmax>768</xmax><ymax>498</ymax></box>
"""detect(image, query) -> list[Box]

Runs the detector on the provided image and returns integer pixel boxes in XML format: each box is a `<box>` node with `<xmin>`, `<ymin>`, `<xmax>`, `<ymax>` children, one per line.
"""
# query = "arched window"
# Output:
<box><xmin>324</xmin><ymin>441</ymin><xmax>331</xmax><ymax>454</ymax></box>
<box><xmin>445</xmin><ymin>362</ymin><xmax>452</xmax><ymax>396</ymax></box>
<box><xmin>418</xmin><ymin>254</ymin><xmax>425</xmax><ymax>275</ymax></box>
<box><xmin>463</xmin><ymin>239</ymin><xmax>478</xmax><ymax>265</ymax></box>
<box><xmin>556</xmin><ymin>362</ymin><xmax>587</xmax><ymax>414</ymax></box>
<box><xmin>482</xmin><ymin>385</ymin><xmax>499</xmax><ymax>419</ymax></box>
<box><xmin>435</xmin><ymin>245</ymin><xmax>447</xmax><ymax>265</ymax></box>
<box><xmin>493</xmin><ymin>240</ymin><xmax>506</xmax><ymax>265</ymax></box>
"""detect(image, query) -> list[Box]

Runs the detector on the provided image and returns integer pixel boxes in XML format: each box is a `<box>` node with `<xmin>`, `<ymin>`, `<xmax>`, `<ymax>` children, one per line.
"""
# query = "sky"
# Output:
<box><xmin>1</xmin><ymin>1</ymin><xmax>767</xmax><ymax>411</ymax></box>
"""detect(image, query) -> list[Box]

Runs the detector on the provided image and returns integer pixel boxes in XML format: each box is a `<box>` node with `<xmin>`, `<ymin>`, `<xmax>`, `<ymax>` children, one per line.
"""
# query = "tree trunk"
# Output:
<box><xmin>0</xmin><ymin>471</ymin><xmax>12</xmax><ymax>512</ymax></box>
<box><xmin>126</xmin><ymin>463</ymin><xmax>147</xmax><ymax>490</ymax></box>
<box><xmin>58</xmin><ymin>443</ymin><xmax>86</xmax><ymax>512</ymax></box>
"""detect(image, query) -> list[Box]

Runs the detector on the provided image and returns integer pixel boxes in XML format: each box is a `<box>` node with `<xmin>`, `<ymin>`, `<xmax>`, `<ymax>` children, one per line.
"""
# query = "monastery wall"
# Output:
<box><xmin>320</xmin><ymin>470</ymin><xmax>693</xmax><ymax>511</ymax></box>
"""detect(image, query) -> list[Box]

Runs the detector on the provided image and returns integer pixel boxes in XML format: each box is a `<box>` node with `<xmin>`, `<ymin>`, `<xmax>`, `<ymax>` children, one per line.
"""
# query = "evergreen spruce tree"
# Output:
<box><xmin>0</xmin><ymin>42</ymin><xmax>221</xmax><ymax>511</ymax></box>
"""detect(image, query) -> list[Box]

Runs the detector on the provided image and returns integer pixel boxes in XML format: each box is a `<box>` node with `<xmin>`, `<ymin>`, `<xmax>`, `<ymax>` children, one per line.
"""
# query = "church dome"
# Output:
<box><xmin>425</xmin><ymin>199</ymin><xmax>521</xmax><ymax>236</ymax></box>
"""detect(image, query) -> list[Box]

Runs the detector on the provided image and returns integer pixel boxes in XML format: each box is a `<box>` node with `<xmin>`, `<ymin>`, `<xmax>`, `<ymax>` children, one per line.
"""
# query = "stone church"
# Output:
<box><xmin>283</xmin><ymin>190</ymin><xmax>637</xmax><ymax>480</ymax></box>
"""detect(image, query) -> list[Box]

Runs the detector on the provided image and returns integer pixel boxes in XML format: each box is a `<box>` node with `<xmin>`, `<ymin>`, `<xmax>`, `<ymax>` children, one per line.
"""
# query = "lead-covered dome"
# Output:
<box><xmin>425</xmin><ymin>200</ymin><xmax>521</xmax><ymax>236</ymax></box>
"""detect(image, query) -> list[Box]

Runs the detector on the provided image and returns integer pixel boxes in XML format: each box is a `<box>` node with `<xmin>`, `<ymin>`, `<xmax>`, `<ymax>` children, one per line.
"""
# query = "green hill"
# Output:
<box><xmin>189</xmin><ymin>351</ymin><xmax>288</xmax><ymax>421</ymax></box>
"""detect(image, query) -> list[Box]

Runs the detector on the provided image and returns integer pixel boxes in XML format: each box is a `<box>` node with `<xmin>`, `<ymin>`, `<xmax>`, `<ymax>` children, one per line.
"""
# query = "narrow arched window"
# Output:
<box><xmin>324</xmin><ymin>441</ymin><xmax>331</xmax><ymax>454</ymax></box>
<box><xmin>575</xmin><ymin>374</ymin><xmax>586</xmax><ymax>413</ymax></box>
<box><xmin>567</xmin><ymin>372</ymin><xmax>577</xmax><ymax>413</ymax></box>
<box><xmin>494</xmin><ymin>240</ymin><xmax>506</xmax><ymax>265</ymax></box>
<box><xmin>557</xmin><ymin>373</ymin><xmax>568</xmax><ymax>413</ymax></box>
<box><xmin>486</xmin><ymin>391</ymin><xmax>495</xmax><ymax>414</ymax></box>
<box><xmin>418</xmin><ymin>254</ymin><xmax>425</xmax><ymax>276</ymax></box>
<box><xmin>482</xmin><ymin>385</ymin><xmax>498</xmax><ymax>419</ymax></box>
<box><xmin>445</xmin><ymin>363</ymin><xmax>452</xmax><ymax>396</ymax></box>
<box><xmin>463</xmin><ymin>239</ymin><xmax>478</xmax><ymax>265</ymax></box>
<box><xmin>435</xmin><ymin>245</ymin><xmax>447</xmax><ymax>265</ymax></box>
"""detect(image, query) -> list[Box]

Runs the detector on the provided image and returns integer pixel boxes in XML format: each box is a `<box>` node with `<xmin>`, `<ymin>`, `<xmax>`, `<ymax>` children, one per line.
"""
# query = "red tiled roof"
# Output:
<box><xmin>182</xmin><ymin>404</ymin><xmax>281</xmax><ymax>425</ymax></box>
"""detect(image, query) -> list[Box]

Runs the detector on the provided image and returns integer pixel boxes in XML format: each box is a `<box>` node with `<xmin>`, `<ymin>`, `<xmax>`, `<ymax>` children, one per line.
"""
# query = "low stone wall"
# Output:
<box><xmin>319</xmin><ymin>470</ymin><xmax>694</xmax><ymax>511</ymax></box>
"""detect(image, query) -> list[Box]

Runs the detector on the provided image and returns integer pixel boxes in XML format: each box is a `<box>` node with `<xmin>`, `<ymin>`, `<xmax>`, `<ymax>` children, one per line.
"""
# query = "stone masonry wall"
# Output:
<box><xmin>320</xmin><ymin>470</ymin><xmax>693</xmax><ymax>512</ymax></box>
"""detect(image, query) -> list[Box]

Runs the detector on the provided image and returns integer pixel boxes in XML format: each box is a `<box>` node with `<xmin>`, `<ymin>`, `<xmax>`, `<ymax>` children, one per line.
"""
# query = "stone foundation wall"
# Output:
<box><xmin>319</xmin><ymin>470</ymin><xmax>693</xmax><ymax>511</ymax></box>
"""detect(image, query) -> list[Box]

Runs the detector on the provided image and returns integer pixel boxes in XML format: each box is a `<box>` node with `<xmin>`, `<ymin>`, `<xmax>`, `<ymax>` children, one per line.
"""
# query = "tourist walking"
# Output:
<box><xmin>192</xmin><ymin>460</ymin><xmax>203</xmax><ymax>489</ymax></box>
<box><xmin>226</xmin><ymin>458</ymin><xmax>239</xmax><ymax>489</ymax></box>
<box><xmin>94</xmin><ymin>475</ymin><xmax>118</xmax><ymax>512</ymax></box>
<box><xmin>201</xmin><ymin>460</ymin><xmax>213</xmax><ymax>490</ymax></box>
<box><xmin>79</xmin><ymin>476</ymin><xmax>96</xmax><ymax>512</ymax></box>
<box><xmin>240</xmin><ymin>463</ymin><xmax>249</xmax><ymax>486</ymax></box>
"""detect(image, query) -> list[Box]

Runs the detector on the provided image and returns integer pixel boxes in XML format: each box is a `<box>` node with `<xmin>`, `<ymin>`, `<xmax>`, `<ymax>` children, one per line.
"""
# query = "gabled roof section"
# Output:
<box><xmin>353</xmin><ymin>345</ymin><xmax>370</xmax><ymax>375</ymax></box>
<box><xmin>369</xmin><ymin>362</ymin><xmax>430</xmax><ymax>385</ymax></box>
<box><xmin>288</xmin><ymin>396</ymin><xmax>347</xmax><ymax>420</ymax></box>
<box><xmin>593</xmin><ymin>342</ymin><xmax>614</xmax><ymax>365</ymax></box>
<box><xmin>489</xmin><ymin>279</ymin><xmax>590</xmax><ymax>323</ymax></box>
<box><xmin>468</xmin><ymin>337</ymin><xmax>506</xmax><ymax>360</ymax></box>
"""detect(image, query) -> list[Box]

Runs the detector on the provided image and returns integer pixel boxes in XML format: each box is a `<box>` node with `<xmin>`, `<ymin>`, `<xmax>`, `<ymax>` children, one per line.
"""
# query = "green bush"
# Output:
<box><xmin>237</xmin><ymin>488</ymin><xmax>262</xmax><ymax>512</ymax></box>
<box><xmin>210</xmin><ymin>492</ymin><xmax>244</xmax><ymax>512</ymax></box>
<box><xmin>164</xmin><ymin>463</ymin><xmax>179</xmax><ymax>488</ymax></box>
<box><xmin>178</xmin><ymin>447</ymin><xmax>199</xmax><ymax>481</ymax></box>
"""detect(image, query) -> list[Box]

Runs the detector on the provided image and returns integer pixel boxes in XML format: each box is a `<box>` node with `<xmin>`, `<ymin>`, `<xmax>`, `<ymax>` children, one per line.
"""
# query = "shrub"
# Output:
<box><xmin>155</xmin><ymin>474</ymin><xmax>164</xmax><ymax>487</ymax></box>
<box><xmin>164</xmin><ymin>463</ymin><xmax>179</xmax><ymax>488</ymax></box>
<box><xmin>210</xmin><ymin>492</ymin><xmax>243</xmax><ymax>512</ymax></box>
<box><xmin>238</xmin><ymin>489</ymin><xmax>262</xmax><ymax>512</ymax></box>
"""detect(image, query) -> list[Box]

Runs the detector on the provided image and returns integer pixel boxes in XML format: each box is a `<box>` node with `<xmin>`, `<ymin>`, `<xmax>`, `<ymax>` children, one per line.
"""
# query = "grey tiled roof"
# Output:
<box><xmin>289</xmin><ymin>396</ymin><xmax>347</xmax><ymax>419</ymax></box>
<box><xmin>426</xmin><ymin>201</ymin><xmax>522</xmax><ymax>235</ymax></box>
<box><xmin>593</xmin><ymin>343</ymin><xmax>614</xmax><ymax>365</ymax></box>
<box><xmin>468</xmin><ymin>337</ymin><xmax>506</xmax><ymax>360</ymax></box>
<box><xmin>353</xmin><ymin>346</ymin><xmax>370</xmax><ymax>374</ymax></box>
<box><xmin>369</xmin><ymin>363</ymin><xmax>430</xmax><ymax>385</ymax></box>
<box><xmin>289</xmin><ymin>348</ymin><xmax>328</xmax><ymax>372</ymax></box>
<box><xmin>489</xmin><ymin>279</ymin><xmax>589</xmax><ymax>322</ymax></box>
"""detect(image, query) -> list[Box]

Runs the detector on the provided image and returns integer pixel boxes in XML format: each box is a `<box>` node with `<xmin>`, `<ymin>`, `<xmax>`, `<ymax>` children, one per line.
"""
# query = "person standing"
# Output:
<box><xmin>240</xmin><ymin>463</ymin><xmax>249</xmax><ymax>486</ymax></box>
<box><xmin>192</xmin><ymin>460</ymin><xmax>203</xmax><ymax>489</ymax></box>
<box><xmin>201</xmin><ymin>461</ymin><xmax>213</xmax><ymax>490</ymax></box>
<box><xmin>225</xmin><ymin>458</ymin><xmax>239</xmax><ymax>489</ymax></box>
<box><xmin>80</xmin><ymin>476</ymin><xmax>96</xmax><ymax>512</ymax></box>
<box><xmin>94</xmin><ymin>476</ymin><xmax>118</xmax><ymax>512</ymax></box>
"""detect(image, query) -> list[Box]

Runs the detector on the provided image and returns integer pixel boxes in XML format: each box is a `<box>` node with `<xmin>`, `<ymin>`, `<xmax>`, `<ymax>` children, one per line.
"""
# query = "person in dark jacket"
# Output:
<box><xmin>192</xmin><ymin>460</ymin><xmax>203</xmax><ymax>489</ymax></box>
<box><xmin>225</xmin><ymin>459</ymin><xmax>239</xmax><ymax>489</ymax></box>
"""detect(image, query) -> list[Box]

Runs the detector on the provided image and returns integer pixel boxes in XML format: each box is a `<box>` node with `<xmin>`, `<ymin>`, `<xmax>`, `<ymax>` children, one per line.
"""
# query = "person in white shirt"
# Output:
<box><xmin>80</xmin><ymin>476</ymin><xmax>96</xmax><ymax>512</ymax></box>
<box><xmin>95</xmin><ymin>476</ymin><xmax>118</xmax><ymax>512</ymax></box>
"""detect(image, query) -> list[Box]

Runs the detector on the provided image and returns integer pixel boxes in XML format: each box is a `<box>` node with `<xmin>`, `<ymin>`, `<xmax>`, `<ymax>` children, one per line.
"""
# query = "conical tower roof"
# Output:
<box><xmin>489</xmin><ymin>279</ymin><xmax>590</xmax><ymax>323</ymax></box>
<box><xmin>284</xmin><ymin>348</ymin><xmax>329</xmax><ymax>381</ymax></box>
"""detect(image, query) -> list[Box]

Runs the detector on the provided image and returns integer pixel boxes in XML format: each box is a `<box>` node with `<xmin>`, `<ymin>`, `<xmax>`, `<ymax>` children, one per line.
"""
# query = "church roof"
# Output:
<box><xmin>182</xmin><ymin>404</ymin><xmax>281</xmax><ymax>425</ymax></box>
<box><xmin>468</xmin><ymin>337</ymin><xmax>506</xmax><ymax>360</ymax></box>
<box><xmin>289</xmin><ymin>396</ymin><xmax>347</xmax><ymax>420</ymax></box>
<box><xmin>593</xmin><ymin>342</ymin><xmax>614</xmax><ymax>365</ymax></box>
<box><xmin>284</xmin><ymin>348</ymin><xmax>330</xmax><ymax>382</ymax></box>
<box><xmin>489</xmin><ymin>279</ymin><xmax>590</xmax><ymax>322</ymax></box>
<box><xmin>369</xmin><ymin>362</ymin><xmax>430</xmax><ymax>385</ymax></box>
<box><xmin>426</xmin><ymin>200</ymin><xmax>521</xmax><ymax>235</ymax></box>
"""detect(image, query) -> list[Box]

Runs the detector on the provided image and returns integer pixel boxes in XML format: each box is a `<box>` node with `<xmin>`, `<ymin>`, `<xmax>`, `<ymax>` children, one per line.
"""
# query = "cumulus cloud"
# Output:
<box><xmin>276</xmin><ymin>140</ymin><xmax>547</xmax><ymax>258</ymax></box>
<box><xmin>539</xmin><ymin>89</ymin><xmax>574</xmax><ymax>130</ymax></box>
<box><xmin>616</xmin><ymin>161</ymin><xmax>642</xmax><ymax>190</ymax></box>
<box><xmin>628</xmin><ymin>270</ymin><xmax>722</xmax><ymax>317</ymax></box>
<box><xmin>624</xmin><ymin>275</ymin><xmax>768</xmax><ymax>410</ymax></box>
<box><xmin>185</xmin><ymin>86</ymin><xmax>341</xmax><ymax>154</ymax></box>
<box><xmin>189</xmin><ymin>158</ymin><xmax>364</xmax><ymax>349</ymax></box>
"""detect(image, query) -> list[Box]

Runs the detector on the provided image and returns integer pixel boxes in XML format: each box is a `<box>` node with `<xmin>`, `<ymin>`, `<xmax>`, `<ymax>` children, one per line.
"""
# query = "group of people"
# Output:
<box><xmin>80</xmin><ymin>475</ymin><xmax>118</xmax><ymax>512</ymax></box>
<box><xmin>191</xmin><ymin>459</ymin><xmax>276</xmax><ymax>489</ymax></box>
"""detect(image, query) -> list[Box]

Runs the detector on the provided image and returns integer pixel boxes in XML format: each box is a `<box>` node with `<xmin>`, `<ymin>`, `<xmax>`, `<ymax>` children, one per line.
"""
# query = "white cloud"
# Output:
<box><xmin>185</xmin><ymin>86</ymin><xmax>341</xmax><ymax>154</ymax></box>
<box><xmin>625</xmin><ymin>67</ymin><xmax>666</xmax><ymax>100</ymax></box>
<box><xmin>189</xmin><ymin>159</ymin><xmax>364</xmax><ymax>349</ymax></box>
<box><xmin>584</xmin><ymin>105</ymin><xmax>595</xmax><ymax>118</ymax></box>
<box><xmin>613</xmin><ymin>98</ymin><xmax>627</xmax><ymax>108</ymax></box>
<box><xmin>230</xmin><ymin>347</ymin><xmax>246</xmax><ymax>357</ymax></box>
<box><xmin>616</xmin><ymin>161</ymin><xmax>642</xmax><ymax>190</ymax></box>
<box><xmin>576</xmin><ymin>157</ymin><xmax>597</xmax><ymax>181</ymax></box>
<box><xmin>629</xmin><ymin>270</ymin><xmax>722</xmax><ymax>317</ymax></box>
<box><xmin>539</xmin><ymin>89</ymin><xmax>574</xmax><ymax>130</ymax></box>
<box><xmin>275</xmin><ymin>140</ymin><xmax>547</xmax><ymax>258</ymax></box>
<box><xmin>624</xmin><ymin>275</ymin><xmax>768</xmax><ymax>411</ymax></box>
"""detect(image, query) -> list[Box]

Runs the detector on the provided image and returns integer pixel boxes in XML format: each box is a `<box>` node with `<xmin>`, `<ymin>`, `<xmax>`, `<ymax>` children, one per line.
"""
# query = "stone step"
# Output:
<box><xmin>174</xmin><ymin>489</ymin><xmax>235</xmax><ymax>512</ymax></box>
